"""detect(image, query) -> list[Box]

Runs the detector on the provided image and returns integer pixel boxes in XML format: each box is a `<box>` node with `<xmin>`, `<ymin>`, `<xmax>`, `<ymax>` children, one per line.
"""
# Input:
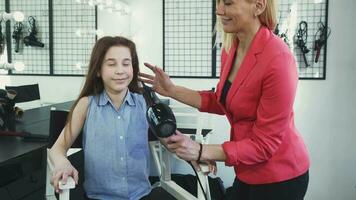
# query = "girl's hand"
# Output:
<box><xmin>50</xmin><ymin>161</ymin><xmax>79</xmax><ymax>193</ymax></box>
<box><xmin>138</xmin><ymin>63</ymin><xmax>175</xmax><ymax>97</ymax></box>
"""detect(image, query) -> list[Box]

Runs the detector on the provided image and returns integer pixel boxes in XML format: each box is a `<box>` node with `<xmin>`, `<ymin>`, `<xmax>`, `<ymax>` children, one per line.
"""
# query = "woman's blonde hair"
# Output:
<box><xmin>215</xmin><ymin>0</ymin><xmax>277</xmax><ymax>51</ymax></box>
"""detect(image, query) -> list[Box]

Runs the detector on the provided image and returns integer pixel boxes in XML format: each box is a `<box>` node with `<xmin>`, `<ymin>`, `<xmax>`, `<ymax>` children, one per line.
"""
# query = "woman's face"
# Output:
<box><xmin>216</xmin><ymin>0</ymin><xmax>256</xmax><ymax>33</ymax></box>
<box><xmin>99</xmin><ymin>46</ymin><xmax>133</xmax><ymax>95</ymax></box>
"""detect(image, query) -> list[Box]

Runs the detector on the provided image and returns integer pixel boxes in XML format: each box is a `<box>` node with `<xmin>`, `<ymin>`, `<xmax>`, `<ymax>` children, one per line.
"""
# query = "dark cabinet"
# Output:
<box><xmin>0</xmin><ymin>147</ymin><xmax>46</xmax><ymax>200</ymax></box>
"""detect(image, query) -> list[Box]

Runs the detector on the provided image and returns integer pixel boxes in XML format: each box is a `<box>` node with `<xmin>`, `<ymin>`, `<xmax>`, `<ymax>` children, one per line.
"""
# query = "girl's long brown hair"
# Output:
<box><xmin>65</xmin><ymin>36</ymin><xmax>141</xmax><ymax>145</ymax></box>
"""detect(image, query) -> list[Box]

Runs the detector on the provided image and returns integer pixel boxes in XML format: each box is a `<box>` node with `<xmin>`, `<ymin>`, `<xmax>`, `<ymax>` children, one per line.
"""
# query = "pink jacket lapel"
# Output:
<box><xmin>225</xmin><ymin>26</ymin><xmax>271</xmax><ymax>105</ymax></box>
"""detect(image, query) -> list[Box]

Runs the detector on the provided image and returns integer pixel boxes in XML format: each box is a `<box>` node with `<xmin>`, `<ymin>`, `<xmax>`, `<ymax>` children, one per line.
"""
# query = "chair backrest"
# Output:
<box><xmin>147</xmin><ymin>99</ymin><xmax>213</xmax><ymax>141</ymax></box>
<box><xmin>5</xmin><ymin>84</ymin><xmax>42</xmax><ymax>110</ymax></box>
<box><xmin>5</xmin><ymin>84</ymin><xmax>41</xmax><ymax>103</ymax></box>
<box><xmin>48</xmin><ymin>108</ymin><xmax>82</xmax><ymax>149</ymax></box>
<box><xmin>170</xmin><ymin>101</ymin><xmax>213</xmax><ymax>137</ymax></box>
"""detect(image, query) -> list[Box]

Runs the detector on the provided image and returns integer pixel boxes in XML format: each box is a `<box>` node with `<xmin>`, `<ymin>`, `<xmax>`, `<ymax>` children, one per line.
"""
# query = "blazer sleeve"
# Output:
<box><xmin>198</xmin><ymin>90</ymin><xmax>224</xmax><ymax>115</ymax></box>
<box><xmin>222</xmin><ymin>52</ymin><xmax>298</xmax><ymax>166</ymax></box>
<box><xmin>197</xmin><ymin>47</ymin><xmax>229</xmax><ymax>115</ymax></box>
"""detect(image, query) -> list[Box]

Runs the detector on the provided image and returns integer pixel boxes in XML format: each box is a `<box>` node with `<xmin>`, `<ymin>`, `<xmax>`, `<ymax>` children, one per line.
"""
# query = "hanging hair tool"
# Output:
<box><xmin>314</xmin><ymin>21</ymin><xmax>331</xmax><ymax>63</ymax></box>
<box><xmin>12</xmin><ymin>22</ymin><xmax>24</xmax><ymax>53</ymax></box>
<box><xmin>295</xmin><ymin>21</ymin><xmax>310</xmax><ymax>67</ymax></box>
<box><xmin>0</xmin><ymin>20</ymin><xmax>5</xmax><ymax>54</ymax></box>
<box><xmin>23</xmin><ymin>16</ymin><xmax>44</xmax><ymax>48</ymax></box>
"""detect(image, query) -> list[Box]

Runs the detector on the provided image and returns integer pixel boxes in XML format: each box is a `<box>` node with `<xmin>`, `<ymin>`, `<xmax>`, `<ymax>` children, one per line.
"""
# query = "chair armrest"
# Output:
<box><xmin>59</xmin><ymin>176</ymin><xmax>76</xmax><ymax>190</ymax></box>
<box><xmin>46</xmin><ymin>148</ymin><xmax>81</xmax><ymax>200</ymax></box>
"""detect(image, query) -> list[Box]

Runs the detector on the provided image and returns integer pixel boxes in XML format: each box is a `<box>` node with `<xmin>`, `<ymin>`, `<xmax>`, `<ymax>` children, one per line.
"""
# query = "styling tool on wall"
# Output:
<box><xmin>295</xmin><ymin>21</ymin><xmax>310</xmax><ymax>67</ymax></box>
<box><xmin>275</xmin><ymin>23</ymin><xmax>290</xmax><ymax>47</ymax></box>
<box><xmin>0</xmin><ymin>19</ymin><xmax>5</xmax><ymax>54</ymax></box>
<box><xmin>274</xmin><ymin>8</ymin><xmax>291</xmax><ymax>47</ymax></box>
<box><xmin>12</xmin><ymin>22</ymin><xmax>23</xmax><ymax>53</ymax></box>
<box><xmin>23</xmin><ymin>16</ymin><xmax>44</xmax><ymax>48</ymax></box>
<box><xmin>314</xmin><ymin>21</ymin><xmax>331</xmax><ymax>63</ymax></box>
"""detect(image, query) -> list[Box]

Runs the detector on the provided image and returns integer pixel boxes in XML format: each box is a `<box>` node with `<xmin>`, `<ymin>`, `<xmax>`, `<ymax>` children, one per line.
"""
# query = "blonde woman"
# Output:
<box><xmin>140</xmin><ymin>0</ymin><xmax>309</xmax><ymax>199</ymax></box>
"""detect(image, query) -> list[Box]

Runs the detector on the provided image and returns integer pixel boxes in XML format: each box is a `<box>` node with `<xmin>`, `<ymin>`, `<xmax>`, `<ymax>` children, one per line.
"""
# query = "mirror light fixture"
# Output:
<box><xmin>75</xmin><ymin>28</ymin><xmax>104</xmax><ymax>37</ymax></box>
<box><xmin>1</xmin><ymin>11</ymin><xmax>25</xmax><ymax>22</ymax></box>
<box><xmin>75</xmin><ymin>0</ymin><xmax>130</xmax><ymax>15</ymax></box>
<box><xmin>0</xmin><ymin>61</ymin><xmax>26</xmax><ymax>71</ymax></box>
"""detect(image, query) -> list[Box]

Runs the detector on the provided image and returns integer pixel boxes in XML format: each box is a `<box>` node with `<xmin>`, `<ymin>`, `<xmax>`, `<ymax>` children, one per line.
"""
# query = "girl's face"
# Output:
<box><xmin>99</xmin><ymin>46</ymin><xmax>133</xmax><ymax>94</ymax></box>
<box><xmin>216</xmin><ymin>0</ymin><xmax>256</xmax><ymax>33</ymax></box>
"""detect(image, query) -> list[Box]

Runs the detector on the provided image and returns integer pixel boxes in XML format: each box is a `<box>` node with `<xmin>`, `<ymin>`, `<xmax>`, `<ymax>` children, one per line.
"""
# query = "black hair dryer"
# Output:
<box><xmin>142</xmin><ymin>82</ymin><xmax>176</xmax><ymax>138</ymax></box>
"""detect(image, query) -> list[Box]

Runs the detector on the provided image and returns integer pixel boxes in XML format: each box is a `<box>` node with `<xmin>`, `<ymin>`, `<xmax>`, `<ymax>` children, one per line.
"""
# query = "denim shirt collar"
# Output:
<box><xmin>98</xmin><ymin>89</ymin><xmax>135</xmax><ymax>107</ymax></box>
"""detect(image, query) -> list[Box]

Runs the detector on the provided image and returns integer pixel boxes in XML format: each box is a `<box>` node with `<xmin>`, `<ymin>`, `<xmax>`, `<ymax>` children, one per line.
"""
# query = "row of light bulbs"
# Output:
<box><xmin>1</xmin><ymin>11</ymin><xmax>25</xmax><ymax>22</ymax></box>
<box><xmin>75</xmin><ymin>0</ymin><xmax>131</xmax><ymax>15</ymax></box>
<box><xmin>74</xmin><ymin>0</ymin><xmax>131</xmax><ymax>69</ymax></box>
<box><xmin>0</xmin><ymin>61</ymin><xmax>26</xmax><ymax>72</ymax></box>
<box><xmin>75</xmin><ymin>28</ymin><xmax>104</xmax><ymax>37</ymax></box>
<box><xmin>1</xmin><ymin>12</ymin><xmax>26</xmax><ymax>72</ymax></box>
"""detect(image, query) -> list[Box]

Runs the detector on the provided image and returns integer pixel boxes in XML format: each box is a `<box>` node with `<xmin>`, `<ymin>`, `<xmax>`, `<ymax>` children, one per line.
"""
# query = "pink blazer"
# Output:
<box><xmin>199</xmin><ymin>26</ymin><xmax>310</xmax><ymax>184</ymax></box>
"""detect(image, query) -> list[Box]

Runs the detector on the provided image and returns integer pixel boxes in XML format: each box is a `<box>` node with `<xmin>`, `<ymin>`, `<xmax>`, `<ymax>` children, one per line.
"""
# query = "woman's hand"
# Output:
<box><xmin>50</xmin><ymin>160</ymin><xmax>78</xmax><ymax>193</ymax></box>
<box><xmin>162</xmin><ymin>130</ymin><xmax>217</xmax><ymax>175</ymax></box>
<box><xmin>162</xmin><ymin>130</ymin><xmax>201</xmax><ymax>161</ymax></box>
<box><xmin>138</xmin><ymin>62</ymin><xmax>175</xmax><ymax>97</ymax></box>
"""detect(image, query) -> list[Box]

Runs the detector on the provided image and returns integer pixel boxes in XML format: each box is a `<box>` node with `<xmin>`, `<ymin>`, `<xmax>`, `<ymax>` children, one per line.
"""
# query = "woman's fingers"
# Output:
<box><xmin>138</xmin><ymin>77</ymin><xmax>154</xmax><ymax>85</ymax></box>
<box><xmin>144</xmin><ymin>62</ymin><xmax>158</xmax><ymax>72</ymax></box>
<box><xmin>138</xmin><ymin>72</ymin><xmax>155</xmax><ymax>85</ymax></box>
<box><xmin>213</xmin><ymin>163</ymin><xmax>217</xmax><ymax>175</ymax></box>
<box><xmin>138</xmin><ymin>72</ymin><xmax>155</xmax><ymax>80</ymax></box>
<box><xmin>166</xmin><ymin>141</ymin><xmax>181</xmax><ymax>150</ymax></box>
<box><xmin>208</xmin><ymin>163</ymin><xmax>216</xmax><ymax>175</ymax></box>
<box><xmin>175</xmin><ymin>130</ymin><xmax>183</xmax><ymax>135</ymax></box>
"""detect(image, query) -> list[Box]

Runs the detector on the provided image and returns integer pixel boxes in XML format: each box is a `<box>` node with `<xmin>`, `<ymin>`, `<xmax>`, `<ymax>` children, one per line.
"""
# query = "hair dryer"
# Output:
<box><xmin>142</xmin><ymin>82</ymin><xmax>176</xmax><ymax>138</ymax></box>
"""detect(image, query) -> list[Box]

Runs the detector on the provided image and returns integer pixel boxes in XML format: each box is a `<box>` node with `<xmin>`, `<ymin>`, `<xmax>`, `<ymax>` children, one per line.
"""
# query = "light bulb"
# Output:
<box><xmin>98</xmin><ymin>4</ymin><xmax>104</xmax><ymax>10</ymax></box>
<box><xmin>88</xmin><ymin>0</ymin><xmax>95</xmax><ymax>6</ymax></box>
<box><xmin>114</xmin><ymin>3</ymin><xmax>122</xmax><ymax>10</ymax></box>
<box><xmin>75</xmin><ymin>62</ymin><xmax>83</xmax><ymax>70</ymax></box>
<box><xmin>75</xmin><ymin>29</ymin><xmax>83</xmax><ymax>37</ymax></box>
<box><xmin>0</xmin><ymin>62</ymin><xmax>11</xmax><ymax>70</ymax></box>
<box><xmin>14</xmin><ymin>61</ymin><xmax>25</xmax><ymax>71</ymax></box>
<box><xmin>2</xmin><ymin>12</ymin><xmax>12</xmax><ymax>21</ymax></box>
<box><xmin>105</xmin><ymin>0</ymin><xmax>112</xmax><ymax>6</ymax></box>
<box><xmin>13</xmin><ymin>11</ymin><xmax>25</xmax><ymax>22</ymax></box>
<box><xmin>123</xmin><ymin>6</ymin><xmax>131</xmax><ymax>14</ymax></box>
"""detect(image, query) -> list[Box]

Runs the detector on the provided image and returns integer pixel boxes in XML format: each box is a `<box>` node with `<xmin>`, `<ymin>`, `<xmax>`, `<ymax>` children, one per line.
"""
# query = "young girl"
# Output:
<box><xmin>49</xmin><ymin>36</ymin><xmax>151</xmax><ymax>200</ymax></box>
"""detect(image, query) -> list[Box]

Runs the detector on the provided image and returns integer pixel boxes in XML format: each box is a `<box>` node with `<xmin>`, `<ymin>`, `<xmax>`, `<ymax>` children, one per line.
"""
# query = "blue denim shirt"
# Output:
<box><xmin>83</xmin><ymin>90</ymin><xmax>151</xmax><ymax>200</ymax></box>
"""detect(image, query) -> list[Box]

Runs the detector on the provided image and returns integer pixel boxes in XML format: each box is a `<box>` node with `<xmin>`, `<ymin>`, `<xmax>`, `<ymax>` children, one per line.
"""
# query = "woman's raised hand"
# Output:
<box><xmin>139</xmin><ymin>63</ymin><xmax>175</xmax><ymax>97</ymax></box>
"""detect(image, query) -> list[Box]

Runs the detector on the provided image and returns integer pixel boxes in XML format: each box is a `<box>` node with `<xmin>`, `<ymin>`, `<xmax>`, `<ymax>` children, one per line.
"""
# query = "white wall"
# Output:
<box><xmin>0</xmin><ymin>0</ymin><xmax>355</xmax><ymax>199</ymax></box>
